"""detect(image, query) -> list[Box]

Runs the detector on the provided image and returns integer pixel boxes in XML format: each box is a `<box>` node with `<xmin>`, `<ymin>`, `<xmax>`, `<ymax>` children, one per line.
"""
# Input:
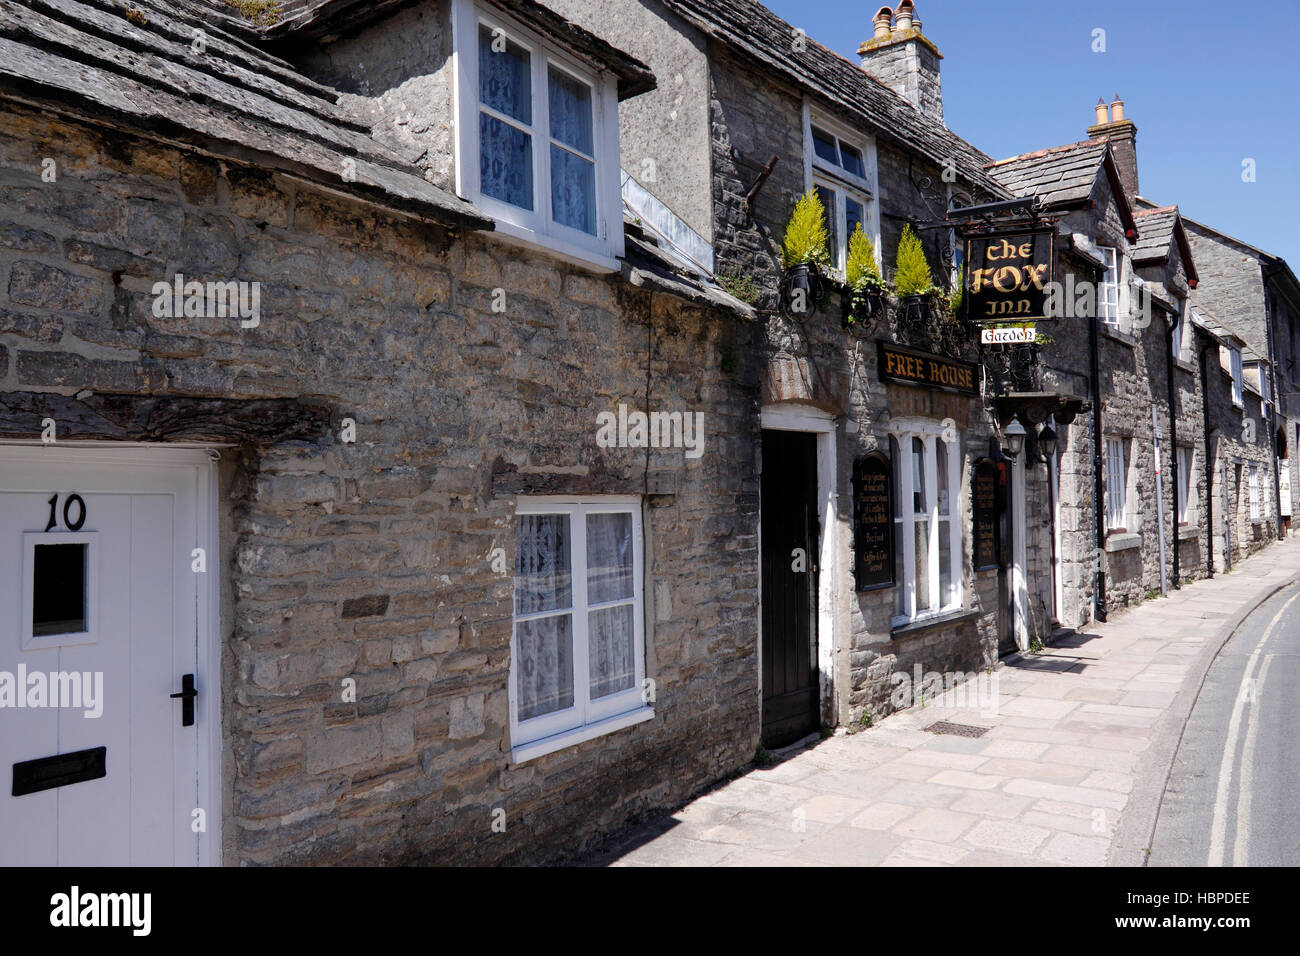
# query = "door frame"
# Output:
<box><xmin>759</xmin><ymin>406</ymin><xmax>838</xmax><ymax>729</ymax></box>
<box><xmin>0</xmin><ymin>441</ymin><xmax>223</xmax><ymax>865</ymax></box>
<box><xmin>1011</xmin><ymin>449</ymin><xmax>1029</xmax><ymax>651</ymax></box>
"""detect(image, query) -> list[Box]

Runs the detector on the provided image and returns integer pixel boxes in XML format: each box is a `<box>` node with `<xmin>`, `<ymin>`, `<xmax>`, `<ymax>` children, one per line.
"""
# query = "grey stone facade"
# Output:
<box><xmin>0</xmin><ymin>37</ymin><xmax>759</xmax><ymax>864</ymax></box>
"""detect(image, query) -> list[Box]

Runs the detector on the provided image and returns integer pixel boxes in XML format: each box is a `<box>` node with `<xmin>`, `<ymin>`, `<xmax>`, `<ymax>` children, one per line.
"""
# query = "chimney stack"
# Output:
<box><xmin>859</xmin><ymin>2</ymin><xmax>945</xmax><ymax>124</ymax></box>
<box><xmin>1087</xmin><ymin>94</ymin><xmax>1139</xmax><ymax>200</ymax></box>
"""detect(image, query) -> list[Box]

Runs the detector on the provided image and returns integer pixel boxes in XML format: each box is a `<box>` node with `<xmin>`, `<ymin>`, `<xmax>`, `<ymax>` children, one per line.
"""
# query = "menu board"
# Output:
<box><xmin>853</xmin><ymin>454</ymin><xmax>894</xmax><ymax>591</ymax></box>
<box><xmin>972</xmin><ymin>457</ymin><xmax>999</xmax><ymax>571</ymax></box>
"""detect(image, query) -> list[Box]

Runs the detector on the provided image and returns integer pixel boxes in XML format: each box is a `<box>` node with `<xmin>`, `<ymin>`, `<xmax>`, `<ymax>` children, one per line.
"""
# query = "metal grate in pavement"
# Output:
<box><xmin>924</xmin><ymin>721</ymin><xmax>989</xmax><ymax>738</ymax></box>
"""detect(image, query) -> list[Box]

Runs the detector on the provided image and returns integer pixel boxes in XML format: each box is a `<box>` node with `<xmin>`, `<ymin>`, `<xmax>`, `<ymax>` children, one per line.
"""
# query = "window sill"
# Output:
<box><xmin>891</xmin><ymin>607</ymin><xmax>979</xmax><ymax>640</ymax></box>
<box><xmin>510</xmin><ymin>706</ymin><xmax>654</xmax><ymax>764</ymax></box>
<box><xmin>1178</xmin><ymin>524</ymin><xmax>1200</xmax><ymax>541</ymax></box>
<box><xmin>1175</xmin><ymin>358</ymin><xmax>1197</xmax><ymax>375</ymax></box>
<box><xmin>488</xmin><ymin>217</ymin><xmax>621</xmax><ymax>275</ymax></box>
<box><xmin>1100</xmin><ymin>324</ymin><xmax>1137</xmax><ymax>348</ymax></box>
<box><xmin>1105</xmin><ymin>532</ymin><xmax>1142</xmax><ymax>552</ymax></box>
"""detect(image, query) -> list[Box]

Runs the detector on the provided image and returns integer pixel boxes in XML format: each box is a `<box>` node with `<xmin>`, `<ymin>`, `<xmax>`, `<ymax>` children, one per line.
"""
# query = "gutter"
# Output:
<box><xmin>1166</xmin><ymin>308</ymin><xmax>1180</xmax><ymax>587</ymax></box>
<box><xmin>1200</xmin><ymin>339</ymin><xmax>1216</xmax><ymax>577</ymax></box>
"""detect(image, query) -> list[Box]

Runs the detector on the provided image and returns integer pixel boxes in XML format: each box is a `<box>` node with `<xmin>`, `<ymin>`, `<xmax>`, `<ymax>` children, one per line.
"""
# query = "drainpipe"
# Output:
<box><xmin>1263</xmin><ymin>279</ymin><xmax>1283</xmax><ymax>539</ymax></box>
<box><xmin>1091</xmin><ymin>305</ymin><xmax>1108</xmax><ymax>621</ymax></box>
<box><xmin>1166</xmin><ymin>309</ymin><xmax>1180</xmax><ymax>588</ymax></box>
<box><xmin>1153</xmin><ymin>404</ymin><xmax>1168</xmax><ymax>595</ymax></box>
<box><xmin>1200</xmin><ymin>341</ymin><xmax>1215</xmax><ymax>577</ymax></box>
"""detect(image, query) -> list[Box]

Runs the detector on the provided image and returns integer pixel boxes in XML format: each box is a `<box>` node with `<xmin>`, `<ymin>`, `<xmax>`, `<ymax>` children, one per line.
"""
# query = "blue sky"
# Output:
<box><xmin>766</xmin><ymin>0</ymin><xmax>1300</xmax><ymax>266</ymax></box>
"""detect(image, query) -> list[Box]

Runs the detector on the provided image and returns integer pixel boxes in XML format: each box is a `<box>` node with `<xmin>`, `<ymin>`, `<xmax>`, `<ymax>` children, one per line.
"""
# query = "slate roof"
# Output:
<box><xmin>262</xmin><ymin>0</ymin><xmax>657</xmax><ymax>100</ymax></box>
<box><xmin>987</xmin><ymin>138</ymin><xmax>1138</xmax><ymax>238</ymax></box>
<box><xmin>1131</xmin><ymin>204</ymin><xmax>1199</xmax><ymax>287</ymax></box>
<box><xmin>1130</xmin><ymin>206</ymin><xmax>1177</xmax><ymax>261</ymax></box>
<box><xmin>654</xmin><ymin>0</ymin><xmax>1010</xmax><ymax>199</ymax></box>
<box><xmin>0</xmin><ymin>0</ymin><xmax>492</xmax><ymax>229</ymax></box>
<box><xmin>985</xmin><ymin>140</ymin><xmax>1109</xmax><ymax>208</ymax></box>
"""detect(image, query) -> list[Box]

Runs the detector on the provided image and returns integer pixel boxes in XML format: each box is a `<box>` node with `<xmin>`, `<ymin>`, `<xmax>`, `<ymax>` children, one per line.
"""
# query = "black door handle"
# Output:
<box><xmin>170</xmin><ymin>674</ymin><xmax>197</xmax><ymax>727</ymax></box>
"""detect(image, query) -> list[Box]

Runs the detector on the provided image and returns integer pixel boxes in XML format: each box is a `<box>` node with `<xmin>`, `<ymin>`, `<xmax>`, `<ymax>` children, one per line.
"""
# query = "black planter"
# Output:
<box><xmin>900</xmin><ymin>294</ymin><xmax>933</xmax><ymax>323</ymax></box>
<box><xmin>843</xmin><ymin>287</ymin><xmax>885</xmax><ymax>328</ymax></box>
<box><xmin>781</xmin><ymin>263</ymin><xmax>827</xmax><ymax>317</ymax></box>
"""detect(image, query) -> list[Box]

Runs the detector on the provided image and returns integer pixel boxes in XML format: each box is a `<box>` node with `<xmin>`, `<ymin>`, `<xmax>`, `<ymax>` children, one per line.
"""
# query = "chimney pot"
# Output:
<box><xmin>1111</xmin><ymin>95</ymin><xmax>1125</xmax><ymax>122</ymax></box>
<box><xmin>1095</xmin><ymin>98</ymin><xmax>1108</xmax><ymax>125</ymax></box>
<box><xmin>895</xmin><ymin>0</ymin><xmax>914</xmax><ymax>31</ymax></box>
<box><xmin>873</xmin><ymin>6</ymin><xmax>893</xmax><ymax>39</ymax></box>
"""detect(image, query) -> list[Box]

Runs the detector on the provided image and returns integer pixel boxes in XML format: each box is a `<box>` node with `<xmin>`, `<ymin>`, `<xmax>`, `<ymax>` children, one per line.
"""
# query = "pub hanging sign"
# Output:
<box><xmin>963</xmin><ymin>228</ymin><xmax>1056</xmax><ymax>323</ymax></box>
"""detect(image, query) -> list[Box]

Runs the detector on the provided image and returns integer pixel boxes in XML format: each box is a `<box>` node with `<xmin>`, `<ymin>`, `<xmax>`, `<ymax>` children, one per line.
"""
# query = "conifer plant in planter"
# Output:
<box><xmin>893</xmin><ymin>223</ymin><xmax>940</xmax><ymax>322</ymax></box>
<box><xmin>780</xmin><ymin>189</ymin><xmax>831</xmax><ymax>316</ymax></box>
<box><xmin>844</xmin><ymin>224</ymin><xmax>887</xmax><ymax>328</ymax></box>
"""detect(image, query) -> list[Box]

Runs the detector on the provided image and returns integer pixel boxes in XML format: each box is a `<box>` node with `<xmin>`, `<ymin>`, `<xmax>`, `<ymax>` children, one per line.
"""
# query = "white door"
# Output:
<box><xmin>0</xmin><ymin>445</ymin><xmax>214</xmax><ymax>866</ymax></box>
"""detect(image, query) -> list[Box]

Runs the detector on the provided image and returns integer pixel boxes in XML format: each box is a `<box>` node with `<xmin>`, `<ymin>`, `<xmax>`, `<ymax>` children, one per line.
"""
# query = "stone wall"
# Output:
<box><xmin>1199</xmin><ymin>338</ymin><xmax>1276</xmax><ymax>568</ymax></box>
<box><xmin>1185</xmin><ymin>224</ymin><xmax>1268</xmax><ymax>359</ymax></box>
<box><xmin>300</xmin><ymin>1</ymin><xmax>458</xmax><ymax>192</ymax></box>
<box><xmin>0</xmin><ymin>104</ymin><xmax>761</xmax><ymax>865</ymax></box>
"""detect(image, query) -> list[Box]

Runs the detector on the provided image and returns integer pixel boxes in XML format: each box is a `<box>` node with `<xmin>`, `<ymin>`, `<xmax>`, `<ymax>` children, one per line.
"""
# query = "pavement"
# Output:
<box><xmin>582</xmin><ymin>537</ymin><xmax>1300</xmax><ymax>867</ymax></box>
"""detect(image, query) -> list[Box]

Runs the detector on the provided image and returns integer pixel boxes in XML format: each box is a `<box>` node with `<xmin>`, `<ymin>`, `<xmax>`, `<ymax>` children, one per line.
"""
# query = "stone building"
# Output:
<box><xmin>1176</xmin><ymin>216</ymin><xmax>1300</xmax><ymax>546</ymax></box>
<box><xmin>554</xmin><ymin>0</ymin><xmax>1034</xmax><ymax>735</ymax></box>
<box><xmin>0</xmin><ymin>0</ymin><xmax>765</xmax><ymax>865</ymax></box>
<box><xmin>986</xmin><ymin>99</ymin><xmax>1226</xmax><ymax>631</ymax></box>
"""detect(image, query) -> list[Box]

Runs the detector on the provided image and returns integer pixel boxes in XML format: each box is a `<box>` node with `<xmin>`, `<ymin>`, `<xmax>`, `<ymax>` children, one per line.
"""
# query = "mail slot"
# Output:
<box><xmin>12</xmin><ymin>746</ymin><xmax>106</xmax><ymax>796</ymax></box>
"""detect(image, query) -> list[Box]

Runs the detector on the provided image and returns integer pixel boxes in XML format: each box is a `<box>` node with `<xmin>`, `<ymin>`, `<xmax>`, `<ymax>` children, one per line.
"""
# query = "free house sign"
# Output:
<box><xmin>877</xmin><ymin>342</ymin><xmax>979</xmax><ymax>397</ymax></box>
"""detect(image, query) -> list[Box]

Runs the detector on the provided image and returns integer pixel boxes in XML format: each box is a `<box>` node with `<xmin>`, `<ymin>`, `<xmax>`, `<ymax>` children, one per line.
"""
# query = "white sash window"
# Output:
<box><xmin>453</xmin><ymin>0</ymin><xmax>623</xmax><ymax>268</ymax></box>
<box><xmin>890</xmin><ymin>424</ymin><xmax>962</xmax><ymax>626</ymax></box>
<box><xmin>1105</xmin><ymin>437</ymin><xmax>1129</xmax><ymax>531</ymax></box>
<box><xmin>511</xmin><ymin>498</ymin><xmax>652</xmax><ymax>762</ymax></box>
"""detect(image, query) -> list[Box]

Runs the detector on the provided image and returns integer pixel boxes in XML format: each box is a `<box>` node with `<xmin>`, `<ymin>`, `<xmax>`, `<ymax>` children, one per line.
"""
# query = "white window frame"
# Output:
<box><xmin>1248</xmin><ymin>464</ymin><xmax>1261</xmax><ymax>521</ymax></box>
<box><xmin>1105</xmin><ymin>437</ymin><xmax>1130</xmax><ymax>532</ymax></box>
<box><xmin>451</xmin><ymin>0</ymin><xmax>624</xmax><ymax>271</ymax></box>
<box><xmin>1247</xmin><ymin>361</ymin><xmax>1271</xmax><ymax>406</ymax></box>
<box><xmin>1172</xmin><ymin>308</ymin><xmax>1187</xmax><ymax>363</ymax></box>
<box><xmin>1176</xmin><ymin>446</ymin><xmax>1194</xmax><ymax>525</ymax></box>
<box><xmin>1227</xmin><ymin>346</ymin><xmax>1244</xmax><ymax>407</ymax></box>
<box><xmin>890</xmin><ymin>419</ymin><xmax>963</xmax><ymax>627</ymax></box>
<box><xmin>803</xmin><ymin>105</ymin><xmax>879</xmax><ymax>278</ymax></box>
<box><xmin>510</xmin><ymin>496</ymin><xmax>652</xmax><ymax>763</ymax></box>
<box><xmin>1098</xmin><ymin>246</ymin><xmax>1121</xmax><ymax>325</ymax></box>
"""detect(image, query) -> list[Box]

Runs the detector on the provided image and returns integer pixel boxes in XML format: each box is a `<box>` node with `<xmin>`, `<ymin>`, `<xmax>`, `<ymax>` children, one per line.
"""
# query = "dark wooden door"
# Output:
<box><xmin>761</xmin><ymin>430</ymin><xmax>820</xmax><ymax>747</ymax></box>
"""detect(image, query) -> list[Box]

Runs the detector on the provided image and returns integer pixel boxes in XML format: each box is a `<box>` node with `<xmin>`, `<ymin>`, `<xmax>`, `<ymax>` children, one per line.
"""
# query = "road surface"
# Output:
<box><xmin>1150</xmin><ymin>584</ymin><xmax>1300</xmax><ymax>866</ymax></box>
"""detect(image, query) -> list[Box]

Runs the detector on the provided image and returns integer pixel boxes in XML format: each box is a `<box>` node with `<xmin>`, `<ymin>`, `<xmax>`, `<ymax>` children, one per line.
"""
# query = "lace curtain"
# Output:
<box><xmin>586</xmin><ymin>513</ymin><xmax>634</xmax><ymax>699</ymax></box>
<box><xmin>515</xmin><ymin>514</ymin><xmax>573</xmax><ymax>720</ymax></box>
<box><xmin>479</xmin><ymin>26</ymin><xmax>534</xmax><ymax>211</ymax></box>
<box><xmin>548</xmin><ymin>67</ymin><xmax>595</xmax><ymax>235</ymax></box>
